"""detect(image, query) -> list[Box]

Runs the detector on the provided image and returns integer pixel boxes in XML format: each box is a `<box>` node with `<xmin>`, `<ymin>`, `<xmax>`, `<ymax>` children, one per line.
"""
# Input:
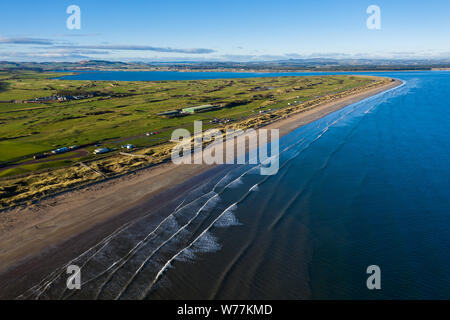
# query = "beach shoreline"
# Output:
<box><xmin>0</xmin><ymin>78</ymin><xmax>402</xmax><ymax>299</ymax></box>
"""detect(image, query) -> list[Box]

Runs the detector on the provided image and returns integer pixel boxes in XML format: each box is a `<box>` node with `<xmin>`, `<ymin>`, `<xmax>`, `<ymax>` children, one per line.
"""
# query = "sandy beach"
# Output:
<box><xmin>0</xmin><ymin>78</ymin><xmax>402</xmax><ymax>299</ymax></box>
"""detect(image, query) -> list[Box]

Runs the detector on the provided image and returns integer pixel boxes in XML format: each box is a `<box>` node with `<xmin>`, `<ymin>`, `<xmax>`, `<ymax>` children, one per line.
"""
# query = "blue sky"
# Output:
<box><xmin>1</xmin><ymin>0</ymin><xmax>449</xmax><ymax>61</ymax></box>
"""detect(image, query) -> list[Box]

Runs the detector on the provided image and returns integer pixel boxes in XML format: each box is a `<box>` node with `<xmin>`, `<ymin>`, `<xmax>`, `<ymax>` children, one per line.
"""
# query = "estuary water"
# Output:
<box><xmin>57</xmin><ymin>70</ymin><xmax>347</xmax><ymax>81</ymax></box>
<box><xmin>24</xmin><ymin>71</ymin><xmax>450</xmax><ymax>299</ymax></box>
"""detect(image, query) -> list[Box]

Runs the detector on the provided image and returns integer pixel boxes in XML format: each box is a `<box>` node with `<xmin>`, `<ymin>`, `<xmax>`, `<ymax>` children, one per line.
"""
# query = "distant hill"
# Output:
<box><xmin>1</xmin><ymin>59</ymin><xmax>450</xmax><ymax>72</ymax></box>
<box><xmin>144</xmin><ymin>58</ymin><xmax>450</xmax><ymax>71</ymax></box>
<box><xmin>0</xmin><ymin>60</ymin><xmax>151</xmax><ymax>71</ymax></box>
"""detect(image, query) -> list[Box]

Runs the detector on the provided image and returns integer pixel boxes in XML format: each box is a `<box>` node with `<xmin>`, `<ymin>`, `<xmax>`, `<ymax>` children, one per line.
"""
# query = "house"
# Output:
<box><xmin>93</xmin><ymin>148</ymin><xmax>111</xmax><ymax>154</ymax></box>
<box><xmin>182</xmin><ymin>104</ymin><xmax>222</xmax><ymax>114</ymax></box>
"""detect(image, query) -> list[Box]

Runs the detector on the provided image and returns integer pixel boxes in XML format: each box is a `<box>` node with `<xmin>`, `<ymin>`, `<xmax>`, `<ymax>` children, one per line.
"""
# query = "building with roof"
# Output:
<box><xmin>182</xmin><ymin>104</ymin><xmax>222</xmax><ymax>114</ymax></box>
<box><xmin>93</xmin><ymin>148</ymin><xmax>111</xmax><ymax>154</ymax></box>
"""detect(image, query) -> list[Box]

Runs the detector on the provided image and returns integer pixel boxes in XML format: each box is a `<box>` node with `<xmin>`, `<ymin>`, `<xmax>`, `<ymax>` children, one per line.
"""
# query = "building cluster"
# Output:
<box><xmin>24</xmin><ymin>93</ymin><xmax>97</xmax><ymax>103</ymax></box>
<box><xmin>33</xmin><ymin>145</ymin><xmax>79</xmax><ymax>159</ymax></box>
<box><xmin>93</xmin><ymin>147</ymin><xmax>111</xmax><ymax>154</ymax></box>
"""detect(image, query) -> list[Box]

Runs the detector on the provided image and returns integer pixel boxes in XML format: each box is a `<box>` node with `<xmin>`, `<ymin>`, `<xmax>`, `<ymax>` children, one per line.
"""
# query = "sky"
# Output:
<box><xmin>1</xmin><ymin>0</ymin><xmax>450</xmax><ymax>62</ymax></box>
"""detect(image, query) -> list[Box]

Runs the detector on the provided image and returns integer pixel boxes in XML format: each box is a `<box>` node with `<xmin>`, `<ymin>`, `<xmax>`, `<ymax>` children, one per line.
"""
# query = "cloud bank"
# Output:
<box><xmin>0</xmin><ymin>37</ymin><xmax>215</xmax><ymax>55</ymax></box>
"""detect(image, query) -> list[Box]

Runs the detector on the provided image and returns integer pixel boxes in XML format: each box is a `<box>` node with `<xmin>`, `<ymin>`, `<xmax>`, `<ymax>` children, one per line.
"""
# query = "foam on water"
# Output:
<box><xmin>214</xmin><ymin>206</ymin><xmax>241</xmax><ymax>228</ymax></box>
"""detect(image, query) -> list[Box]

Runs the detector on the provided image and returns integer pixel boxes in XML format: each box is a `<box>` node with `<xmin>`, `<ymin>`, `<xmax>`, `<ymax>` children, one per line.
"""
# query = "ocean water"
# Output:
<box><xmin>22</xmin><ymin>71</ymin><xmax>450</xmax><ymax>299</ymax></box>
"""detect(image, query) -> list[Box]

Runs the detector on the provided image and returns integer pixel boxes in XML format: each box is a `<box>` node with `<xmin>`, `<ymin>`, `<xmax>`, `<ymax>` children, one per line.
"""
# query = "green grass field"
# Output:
<box><xmin>0</xmin><ymin>70</ymin><xmax>392</xmax><ymax>208</ymax></box>
<box><xmin>0</xmin><ymin>70</ymin><xmax>375</xmax><ymax>173</ymax></box>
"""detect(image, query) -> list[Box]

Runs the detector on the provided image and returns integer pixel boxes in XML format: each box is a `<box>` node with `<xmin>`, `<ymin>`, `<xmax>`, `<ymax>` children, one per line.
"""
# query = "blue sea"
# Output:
<box><xmin>25</xmin><ymin>71</ymin><xmax>450</xmax><ymax>299</ymax></box>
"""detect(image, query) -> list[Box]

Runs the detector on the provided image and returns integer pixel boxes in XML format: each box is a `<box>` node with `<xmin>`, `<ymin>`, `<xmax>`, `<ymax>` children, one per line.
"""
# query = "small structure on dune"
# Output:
<box><xmin>121</xmin><ymin>144</ymin><xmax>135</xmax><ymax>150</ymax></box>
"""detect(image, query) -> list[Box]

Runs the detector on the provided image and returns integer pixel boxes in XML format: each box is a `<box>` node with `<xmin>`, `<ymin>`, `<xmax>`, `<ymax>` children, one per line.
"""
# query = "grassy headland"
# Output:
<box><xmin>0</xmin><ymin>70</ymin><xmax>393</xmax><ymax>209</ymax></box>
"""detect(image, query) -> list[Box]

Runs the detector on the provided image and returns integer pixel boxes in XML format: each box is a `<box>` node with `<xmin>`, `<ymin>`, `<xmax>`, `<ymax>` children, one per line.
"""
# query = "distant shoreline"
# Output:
<box><xmin>56</xmin><ymin>68</ymin><xmax>432</xmax><ymax>74</ymax></box>
<box><xmin>0</xmin><ymin>78</ymin><xmax>402</xmax><ymax>299</ymax></box>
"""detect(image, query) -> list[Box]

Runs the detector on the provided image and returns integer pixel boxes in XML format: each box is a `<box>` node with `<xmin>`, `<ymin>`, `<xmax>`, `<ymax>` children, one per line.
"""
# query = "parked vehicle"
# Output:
<box><xmin>93</xmin><ymin>148</ymin><xmax>111</xmax><ymax>154</ymax></box>
<box><xmin>121</xmin><ymin>144</ymin><xmax>135</xmax><ymax>150</ymax></box>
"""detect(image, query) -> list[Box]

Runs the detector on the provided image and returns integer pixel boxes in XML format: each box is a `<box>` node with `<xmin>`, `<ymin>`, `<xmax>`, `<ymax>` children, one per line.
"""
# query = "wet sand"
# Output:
<box><xmin>0</xmin><ymin>78</ymin><xmax>402</xmax><ymax>299</ymax></box>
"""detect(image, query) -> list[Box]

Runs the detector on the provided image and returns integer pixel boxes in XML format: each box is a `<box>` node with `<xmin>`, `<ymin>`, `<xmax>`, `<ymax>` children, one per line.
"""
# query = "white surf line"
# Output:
<box><xmin>60</xmin><ymin>200</ymin><xmax>204</xmax><ymax>300</ymax></box>
<box><xmin>112</xmin><ymin>192</ymin><xmax>220</xmax><ymax>299</ymax></box>
<box><xmin>33</xmin><ymin>217</ymin><xmax>152</xmax><ymax>300</ymax></box>
<box><xmin>91</xmin><ymin>197</ymin><xmax>212</xmax><ymax>300</ymax></box>
<box><xmin>62</xmin><ymin>178</ymin><xmax>233</xmax><ymax>299</ymax></box>
<box><xmin>36</xmin><ymin>222</ymin><xmax>135</xmax><ymax>300</ymax></box>
<box><xmin>62</xmin><ymin>214</ymin><xmax>180</xmax><ymax>299</ymax></box>
<box><xmin>143</xmin><ymin>184</ymin><xmax>264</xmax><ymax>300</ymax></box>
<box><xmin>174</xmin><ymin>196</ymin><xmax>187</xmax><ymax>211</ymax></box>
<box><xmin>173</xmin><ymin>179</ymin><xmax>213</xmax><ymax>212</ymax></box>
<box><xmin>19</xmin><ymin>219</ymin><xmax>137</xmax><ymax>300</ymax></box>
<box><xmin>57</xmin><ymin>222</ymin><xmax>145</xmax><ymax>299</ymax></box>
<box><xmin>92</xmin><ymin>223</ymin><xmax>169</xmax><ymax>300</ymax></box>
<box><xmin>63</xmin><ymin>193</ymin><xmax>214</xmax><ymax>299</ymax></box>
<box><xmin>212</xmin><ymin>171</ymin><xmax>233</xmax><ymax>192</ymax></box>
<box><xmin>41</xmin><ymin>172</ymin><xmax>234</xmax><ymax>298</ymax></box>
<box><xmin>61</xmin><ymin>189</ymin><xmax>219</xmax><ymax>299</ymax></box>
<box><xmin>113</xmin><ymin>168</ymin><xmax>259</xmax><ymax>300</ymax></box>
<box><xmin>139</xmin><ymin>203</ymin><xmax>238</xmax><ymax>300</ymax></box>
<box><xmin>44</xmin><ymin>187</ymin><xmax>202</xmax><ymax>299</ymax></box>
<box><xmin>24</xmin><ymin>188</ymin><xmax>203</xmax><ymax>300</ymax></box>
<box><xmin>140</xmin><ymin>182</ymin><xmax>259</xmax><ymax>300</ymax></box>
